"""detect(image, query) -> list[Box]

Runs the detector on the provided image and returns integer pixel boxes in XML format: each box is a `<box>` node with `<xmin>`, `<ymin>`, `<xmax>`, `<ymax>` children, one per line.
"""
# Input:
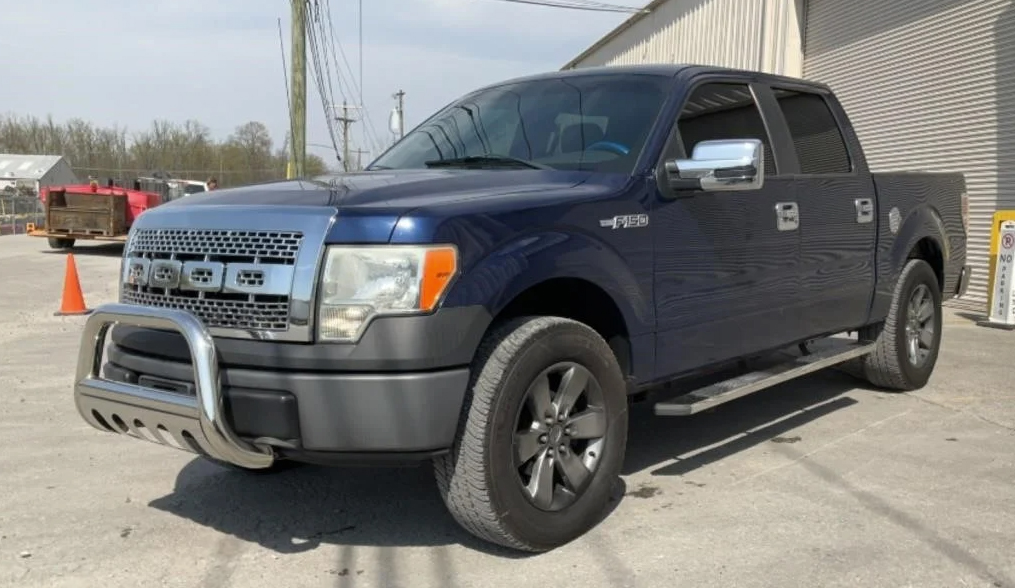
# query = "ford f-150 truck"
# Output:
<box><xmin>71</xmin><ymin>64</ymin><xmax>969</xmax><ymax>553</ymax></box>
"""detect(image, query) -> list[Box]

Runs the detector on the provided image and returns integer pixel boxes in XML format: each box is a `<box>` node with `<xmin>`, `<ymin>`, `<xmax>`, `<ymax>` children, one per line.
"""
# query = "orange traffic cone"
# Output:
<box><xmin>54</xmin><ymin>253</ymin><xmax>92</xmax><ymax>316</ymax></box>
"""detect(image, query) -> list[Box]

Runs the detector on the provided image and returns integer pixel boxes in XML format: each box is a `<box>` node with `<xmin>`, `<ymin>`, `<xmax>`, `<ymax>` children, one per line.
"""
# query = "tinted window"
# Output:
<box><xmin>773</xmin><ymin>89</ymin><xmax>852</xmax><ymax>174</ymax></box>
<box><xmin>677</xmin><ymin>83</ymin><xmax>776</xmax><ymax>176</ymax></box>
<box><xmin>369</xmin><ymin>74</ymin><xmax>672</xmax><ymax>174</ymax></box>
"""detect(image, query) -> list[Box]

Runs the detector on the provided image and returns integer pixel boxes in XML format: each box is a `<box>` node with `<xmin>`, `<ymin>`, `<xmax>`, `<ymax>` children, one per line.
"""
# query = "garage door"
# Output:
<box><xmin>802</xmin><ymin>0</ymin><xmax>1015</xmax><ymax>310</ymax></box>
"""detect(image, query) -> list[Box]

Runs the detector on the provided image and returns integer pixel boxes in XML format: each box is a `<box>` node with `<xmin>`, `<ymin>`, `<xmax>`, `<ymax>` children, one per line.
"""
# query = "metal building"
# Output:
<box><xmin>0</xmin><ymin>154</ymin><xmax>79</xmax><ymax>193</ymax></box>
<box><xmin>563</xmin><ymin>0</ymin><xmax>1013</xmax><ymax>310</ymax></box>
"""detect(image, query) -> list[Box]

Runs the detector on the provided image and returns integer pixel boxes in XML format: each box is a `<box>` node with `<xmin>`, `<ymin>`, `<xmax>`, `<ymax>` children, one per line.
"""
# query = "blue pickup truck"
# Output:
<box><xmin>72</xmin><ymin>64</ymin><xmax>969</xmax><ymax>552</ymax></box>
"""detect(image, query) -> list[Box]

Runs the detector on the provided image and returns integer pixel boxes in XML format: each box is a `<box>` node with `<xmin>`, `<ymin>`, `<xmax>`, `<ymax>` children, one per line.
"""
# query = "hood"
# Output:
<box><xmin>164</xmin><ymin>168</ymin><xmax>604</xmax><ymax>213</ymax></box>
<box><xmin>153</xmin><ymin>168</ymin><xmax>630</xmax><ymax>245</ymax></box>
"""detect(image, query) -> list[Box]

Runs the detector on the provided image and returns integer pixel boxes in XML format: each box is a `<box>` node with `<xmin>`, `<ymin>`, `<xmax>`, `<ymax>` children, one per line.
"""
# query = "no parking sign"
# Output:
<box><xmin>989</xmin><ymin>220</ymin><xmax>1015</xmax><ymax>326</ymax></box>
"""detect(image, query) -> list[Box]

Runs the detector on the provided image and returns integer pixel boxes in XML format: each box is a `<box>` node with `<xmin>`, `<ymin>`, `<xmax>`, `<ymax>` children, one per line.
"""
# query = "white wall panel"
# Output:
<box><xmin>803</xmin><ymin>0</ymin><xmax>1013</xmax><ymax>309</ymax></box>
<box><xmin>565</xmin><ymin>0</ymin><xmax>803</xmax><ymax>77</ymax></box>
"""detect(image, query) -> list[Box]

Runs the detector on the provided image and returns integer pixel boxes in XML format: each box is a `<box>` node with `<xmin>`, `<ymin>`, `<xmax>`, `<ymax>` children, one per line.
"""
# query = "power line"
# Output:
<box><xmin>333</xmin><ymin>101</ymin><xmax>359</xmax><ymax>172</ymax></box>
<box><xmin>276</xmin><ymin>17</ymin><xmax>297</xmax><ymax>163</ymax></box>
<box><xmin>477</xmin><ymin>0</ymin><xmax>647</xmax><ymax>12</ymax></box>
<box><xmin>359</xmin><ymin>0</ymin><xmax>365</xmax><ymax>157</ymax></box>
<box><xmin>318</xmin><ymin>0</ymin><xmax>384</xmax><ymax>153</ymax></box>
<box><xmin>305</xmin><ymin>0</ymin><xmax>343</xmax><ymax>161</ymax></box>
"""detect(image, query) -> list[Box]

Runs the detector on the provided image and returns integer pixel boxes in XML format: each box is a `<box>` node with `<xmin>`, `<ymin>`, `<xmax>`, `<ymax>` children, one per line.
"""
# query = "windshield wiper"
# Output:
<box><xmin>424</xmin><ymin>154</ymin><xmax>552</xmax><ymax>170</ymax></box>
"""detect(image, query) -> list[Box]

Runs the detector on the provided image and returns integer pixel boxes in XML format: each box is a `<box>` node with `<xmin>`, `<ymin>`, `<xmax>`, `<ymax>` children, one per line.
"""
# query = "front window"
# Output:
<box><xmin>369</xmin><ymin>73</ymin><xmax>672</xmax><ymax>174</ymax></box>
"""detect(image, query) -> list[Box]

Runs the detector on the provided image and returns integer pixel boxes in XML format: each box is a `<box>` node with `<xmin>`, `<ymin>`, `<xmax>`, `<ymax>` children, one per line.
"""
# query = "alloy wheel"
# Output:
<box><xmin>512</xmin><ymin>362</ymin><xmax>608</xmax><ymax>512</ymax></box>
<box><xmin>904</xmin><ymin>283</ymin><xmax>935</xmax><ymax>367</ymax></box>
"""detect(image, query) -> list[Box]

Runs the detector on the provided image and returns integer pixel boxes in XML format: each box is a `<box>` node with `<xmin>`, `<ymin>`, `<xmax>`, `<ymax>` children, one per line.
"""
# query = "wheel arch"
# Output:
<box><xmin>441</xmin><ymin>230</ymin><xmax>653</xmax><ymax>381</ymax></box>
<box><xmin>872</xmin><ymin>204</ymin><xmax>949</xmax><ymax>320</ymax></box>
<box><xmin>492</xmin><ymin>276</ymin><xmax>634</xmax><ymax>377</ymax></box>
<box><xmin>891</xmin><ymin>205</ymin><xmax>948</xmax><ymax>290</ymax></box>
<box><xmin>907</xmin><ymin>236</ymin><xmax>945</xmax><ymax>291</ymax></box>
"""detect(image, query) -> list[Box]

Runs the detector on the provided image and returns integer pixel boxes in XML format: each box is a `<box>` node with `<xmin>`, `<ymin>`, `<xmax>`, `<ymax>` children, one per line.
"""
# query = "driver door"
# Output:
<box><xmin>652</xmin><ymin>80</ymin><xmax>804</xmax><ymax>379</ymax></box>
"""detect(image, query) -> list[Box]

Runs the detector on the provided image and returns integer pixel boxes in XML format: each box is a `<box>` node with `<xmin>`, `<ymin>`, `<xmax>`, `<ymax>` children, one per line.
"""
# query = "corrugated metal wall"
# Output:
<box><xmin>803</xmin><ymin>0</ymin><xmax>1014</xmax><ymax>309</ymax></box>
<box><xmin>569</xmin><ymin>0</ymin><xmax>802</xmax><ymax>77</ymax></box>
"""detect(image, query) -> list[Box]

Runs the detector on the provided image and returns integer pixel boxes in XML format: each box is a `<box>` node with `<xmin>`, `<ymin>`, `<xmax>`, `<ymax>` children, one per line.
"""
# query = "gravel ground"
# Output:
<box><xmin>1</xmin><ymin>234</ymin><xmax>1013</xmax><ymax>588</ymax></box>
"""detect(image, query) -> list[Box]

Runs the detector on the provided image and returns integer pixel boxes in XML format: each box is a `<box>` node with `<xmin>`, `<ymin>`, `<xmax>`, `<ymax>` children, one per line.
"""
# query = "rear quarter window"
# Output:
<box><xmin>773</xmin><ymin>89</ymin><xmax>852</xmax><ymax>175</ymax></box>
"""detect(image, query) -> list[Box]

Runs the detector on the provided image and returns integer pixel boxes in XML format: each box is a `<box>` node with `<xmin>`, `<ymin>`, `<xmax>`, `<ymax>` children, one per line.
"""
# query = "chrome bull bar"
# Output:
<box><xmin>73</xmin><ymin>303</ymin><xmax>276</xmax><ymax>469</ymax></box>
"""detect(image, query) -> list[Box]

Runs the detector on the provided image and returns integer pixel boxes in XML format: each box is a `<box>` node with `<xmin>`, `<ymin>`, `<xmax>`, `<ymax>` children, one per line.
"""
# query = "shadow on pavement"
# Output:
<box><xmin>954</xmin><ymin>310</ymin><xmax>987</xmax><ymax>322</ymax></box>
<box><xmin>149</xmin><ymin>366</ymin><xmax>864</xmax><ymax>555</ymax></box>
<box><xmin>39</xmin><ymin>242</ymin><xmax>124</xmax><ymax>258</ymax></box>
<box><xmin>150</xmin><ymin>453</ymin><xmax>627</xmax><ymax>557</ymax></box>
<box><xmin>623</xmin><ymin>367</ymin><xmax>866</xmax><ymax>477</ymax></box>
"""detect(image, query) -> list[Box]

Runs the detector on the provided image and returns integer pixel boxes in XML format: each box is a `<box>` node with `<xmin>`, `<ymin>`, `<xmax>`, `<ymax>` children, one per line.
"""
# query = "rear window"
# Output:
<box><xmin>773</xmin><ymin>89</ymin><xmax>852</xmax><ymax>175</ymax></box>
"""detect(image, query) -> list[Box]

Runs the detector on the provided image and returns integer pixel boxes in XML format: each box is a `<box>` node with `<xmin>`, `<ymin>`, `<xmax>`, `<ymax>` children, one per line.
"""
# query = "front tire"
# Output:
<box><xmin>434</xmin><ymin>316</ymin><xmax>629</xmax><ymax>552</ymax></box>
<box><xmin>858</xmin><ymin>258</ymin><xmax>943</xmax><ymax>391</ymax></box>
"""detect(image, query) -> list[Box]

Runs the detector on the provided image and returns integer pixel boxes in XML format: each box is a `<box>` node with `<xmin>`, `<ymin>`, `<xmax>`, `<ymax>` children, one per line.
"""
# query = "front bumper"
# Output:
<box><xmin>74</xmin><ymin>303</ymin><xmax>472</xmax><ymax>468</ymax></box>
<box><xmin>75</xmin><ymin>304</ymin><xmax>276</xmax><ymax>469</ymax></box>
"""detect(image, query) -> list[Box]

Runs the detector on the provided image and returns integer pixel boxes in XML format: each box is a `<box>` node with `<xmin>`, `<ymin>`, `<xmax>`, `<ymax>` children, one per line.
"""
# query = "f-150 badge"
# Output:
<box><xmin>600</xmin><ymin>214</ymin><xmax>649</xmax><ymax>230</ymax></box>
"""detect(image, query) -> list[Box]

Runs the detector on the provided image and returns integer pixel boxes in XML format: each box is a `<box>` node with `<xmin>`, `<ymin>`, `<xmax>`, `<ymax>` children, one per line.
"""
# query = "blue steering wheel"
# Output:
<box><xmin>585</xmin><ymin>140</ymin><xmax>630</xmax><ymax>155</ymax></box>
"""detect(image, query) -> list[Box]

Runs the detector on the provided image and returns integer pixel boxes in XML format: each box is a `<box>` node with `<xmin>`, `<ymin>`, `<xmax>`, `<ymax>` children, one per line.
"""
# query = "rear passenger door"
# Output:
<box><xmin>758</xmin><ymin>85</ymin><xmax>878</xmax><ymax>336</ymax></box>
<box><xmin>652</xmin><ymin>79</ymin><xmax>805</xmax><ymax>378</ymax></box>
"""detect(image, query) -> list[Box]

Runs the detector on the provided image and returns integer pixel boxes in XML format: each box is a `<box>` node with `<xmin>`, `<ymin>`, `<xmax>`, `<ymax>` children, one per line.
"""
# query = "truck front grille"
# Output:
<box><xmin>128</xmin><ymin>228</ymin><xmax>302</xmax><ymax>264</ymax></box>
<box><xmin>121</xmin><ymin>228</ymin><xmax>304</xmax><ymax>333</ymax></box>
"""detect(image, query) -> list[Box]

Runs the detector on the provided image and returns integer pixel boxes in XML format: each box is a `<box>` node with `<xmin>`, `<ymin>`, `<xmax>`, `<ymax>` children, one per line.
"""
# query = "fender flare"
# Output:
<box><xmin>442</xmin><ymin>229</ymin><xmax>653</xmax><ymax>336</ymax></box>
<box><xmin>889</xmin><ymin>203</ymin><xmax>948</xmax><ymax>281</ymax></box>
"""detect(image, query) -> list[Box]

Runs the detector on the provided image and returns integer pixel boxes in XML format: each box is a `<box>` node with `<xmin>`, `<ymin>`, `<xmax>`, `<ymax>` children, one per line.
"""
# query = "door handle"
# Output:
<box><xmin>855</xmin><ymin>198</ymin><xmax>874</xmax><ymax>224</ymax></box>
<box><xmin>775</xmin><ymin>202</ymin><xmax>799</xmax><ymax>231</ymax></box>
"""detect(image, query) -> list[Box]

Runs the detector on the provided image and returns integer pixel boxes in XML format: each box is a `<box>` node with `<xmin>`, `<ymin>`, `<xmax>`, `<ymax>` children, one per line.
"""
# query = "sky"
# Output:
<box><xmin>2</xmin><ymin>0</ymin><xmax>642</xmax><ymax>169</ymax></box>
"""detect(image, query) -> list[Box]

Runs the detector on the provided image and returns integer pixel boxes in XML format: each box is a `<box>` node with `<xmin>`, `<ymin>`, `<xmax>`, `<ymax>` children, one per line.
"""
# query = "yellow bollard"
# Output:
<box><xmin>986</xmin><ymin>210</ymin><xmax>1015</xmax><ymax>321</ymax></box>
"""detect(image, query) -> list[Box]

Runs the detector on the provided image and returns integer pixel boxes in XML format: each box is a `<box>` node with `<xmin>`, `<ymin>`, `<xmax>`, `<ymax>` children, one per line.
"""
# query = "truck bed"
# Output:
<box><xmin>871</xmin><ymin>171</ymin><xmax>967</xmax><ymax>301</ymax></box>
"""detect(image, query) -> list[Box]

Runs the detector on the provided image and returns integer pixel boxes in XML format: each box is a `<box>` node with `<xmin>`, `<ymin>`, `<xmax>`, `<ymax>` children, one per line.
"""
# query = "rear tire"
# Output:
<box><xmin>858</xmin><ymin>259</ymin><xmax>943</xmax><ymax>391</ymax></box>
<box><xmin>434</xmin><ymin>316</ymin><xmax>629</xmax><ymax>553</ymax></box>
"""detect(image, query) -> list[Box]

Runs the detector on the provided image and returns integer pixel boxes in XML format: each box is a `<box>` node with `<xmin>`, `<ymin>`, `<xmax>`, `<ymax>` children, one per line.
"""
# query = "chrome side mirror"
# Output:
<box><xmin>665</xmin><ymin>139</ymin><xmax>764</xmax><ymax>191</ymax></box>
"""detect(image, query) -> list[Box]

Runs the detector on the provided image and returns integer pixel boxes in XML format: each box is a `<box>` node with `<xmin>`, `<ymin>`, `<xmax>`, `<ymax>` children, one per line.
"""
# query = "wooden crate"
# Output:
<box><xmin>45</xmin><ymin>189</ymin><xmax>127</xmax><ymax>237</ymax></box>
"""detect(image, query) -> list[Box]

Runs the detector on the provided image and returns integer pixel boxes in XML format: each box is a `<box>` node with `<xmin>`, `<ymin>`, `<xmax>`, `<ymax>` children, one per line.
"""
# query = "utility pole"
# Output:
<box><xmin>352</xmin><ymin>148</ymin><xmax>370</xmax><ymax>171</ymax></box>
<box><xmin>335</xmin><ymin>101</ymin><xmax>358</xmax><ymax>172</ymax></box>
<box><xmin>288</xmin><ymin>0</ymin><xmax>307</xmax><ymax>179</ymax></box>
<box><xmin>393</xmin><ymin>90</ymin><xmax>405</xmax><ymax>139</ymax></box>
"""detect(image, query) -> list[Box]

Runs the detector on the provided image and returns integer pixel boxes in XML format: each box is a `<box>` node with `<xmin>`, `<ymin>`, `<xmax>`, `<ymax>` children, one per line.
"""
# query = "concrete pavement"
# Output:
<box><xmin>1</xmin><ymin>234</ymin><xmax>1012</xmax><ymax>588</ymax></box>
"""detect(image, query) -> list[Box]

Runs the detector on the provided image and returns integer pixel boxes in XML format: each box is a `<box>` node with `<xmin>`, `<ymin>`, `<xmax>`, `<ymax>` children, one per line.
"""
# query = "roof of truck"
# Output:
<box><xmin>470</xmin><ymin>64</ymin><xmax>827</xmax><ymax>94</ymax></box>
<box><xmin>483</xmin><ymin>63</ymin><xmax>686</xmax><ymax>86</ymax></box>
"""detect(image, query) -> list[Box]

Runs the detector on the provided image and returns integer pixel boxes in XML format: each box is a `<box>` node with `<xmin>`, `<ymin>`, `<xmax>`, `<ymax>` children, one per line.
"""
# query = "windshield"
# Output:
<box><xmin>369</xmin><ymin>73</ymin><xmax>671</xmax><ymax>174</ymax></box>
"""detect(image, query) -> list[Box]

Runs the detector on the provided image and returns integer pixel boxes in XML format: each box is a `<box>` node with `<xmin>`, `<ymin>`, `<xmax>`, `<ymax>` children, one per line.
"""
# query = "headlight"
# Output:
<box><xmin>317</xmin><ymin>244</ymin><xmax>459</xmax><ymax>342</ymax></box>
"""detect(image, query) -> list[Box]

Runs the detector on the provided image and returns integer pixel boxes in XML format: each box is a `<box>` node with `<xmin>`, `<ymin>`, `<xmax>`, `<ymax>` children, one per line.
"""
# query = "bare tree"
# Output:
<box><xmin>0</xmin><ymin>114</ymin><xmax>328</xmax><ymax>188</ymax></box>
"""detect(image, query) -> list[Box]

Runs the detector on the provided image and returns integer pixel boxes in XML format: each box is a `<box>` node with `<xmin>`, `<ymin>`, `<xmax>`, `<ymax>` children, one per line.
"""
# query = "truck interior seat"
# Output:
<box><xmin>560</xmin><ymin>123</ymin><xmax>605</xmax><ymax>153</ymax></box>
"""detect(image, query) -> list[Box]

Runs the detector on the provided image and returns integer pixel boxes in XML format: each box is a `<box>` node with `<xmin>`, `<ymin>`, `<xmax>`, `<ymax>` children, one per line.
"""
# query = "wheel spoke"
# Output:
<box><xmin>515</xmin><ymin>429</ymin><xmax>544</xmax><ymax>464</ymax></box>
<box><xmin>567</xmin><ymin>408</ymin><xmax>606</xmax><ymax>440</ymax></box>
<box><xmin>525</xmin><ymin>449</ymin><xmax>555</xmax><ymax>509</ymax></box>
<box><xmin>918</xmin><ymin>325</ymin><xmax>935</xmax><ymax>349</ymax></box>
<box><xmin>554</xmin><ymin>366</ymin><xmax>589</xmax><ymax>416</ymax></box>
<box><xmin>514</xmin><ymin>361</ymin><xmax>610</xmax><ymax>512</ymax></box>
<box><xmin>914</xmin><ymin>286</ymin><xmax>927</xmax><ymax>309</ymax></box>
<box><xmin>917</xmin><ymin>299</ymin><xmax>934</xmax><ymax>323</ymax></box>
<box><xmin>526</xmin><ymin>374</ymin><xmax>554</xmax><ymax>419</ymax></box>
<box><xmin>908</xmin><ymin>335</ymin><xmax>920</xmax><ymax>363</ymax></box>
<box><xmin>555</xmin><ymin>449</ymin><xmax>590</xmax><ymax>492</ymax></box>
